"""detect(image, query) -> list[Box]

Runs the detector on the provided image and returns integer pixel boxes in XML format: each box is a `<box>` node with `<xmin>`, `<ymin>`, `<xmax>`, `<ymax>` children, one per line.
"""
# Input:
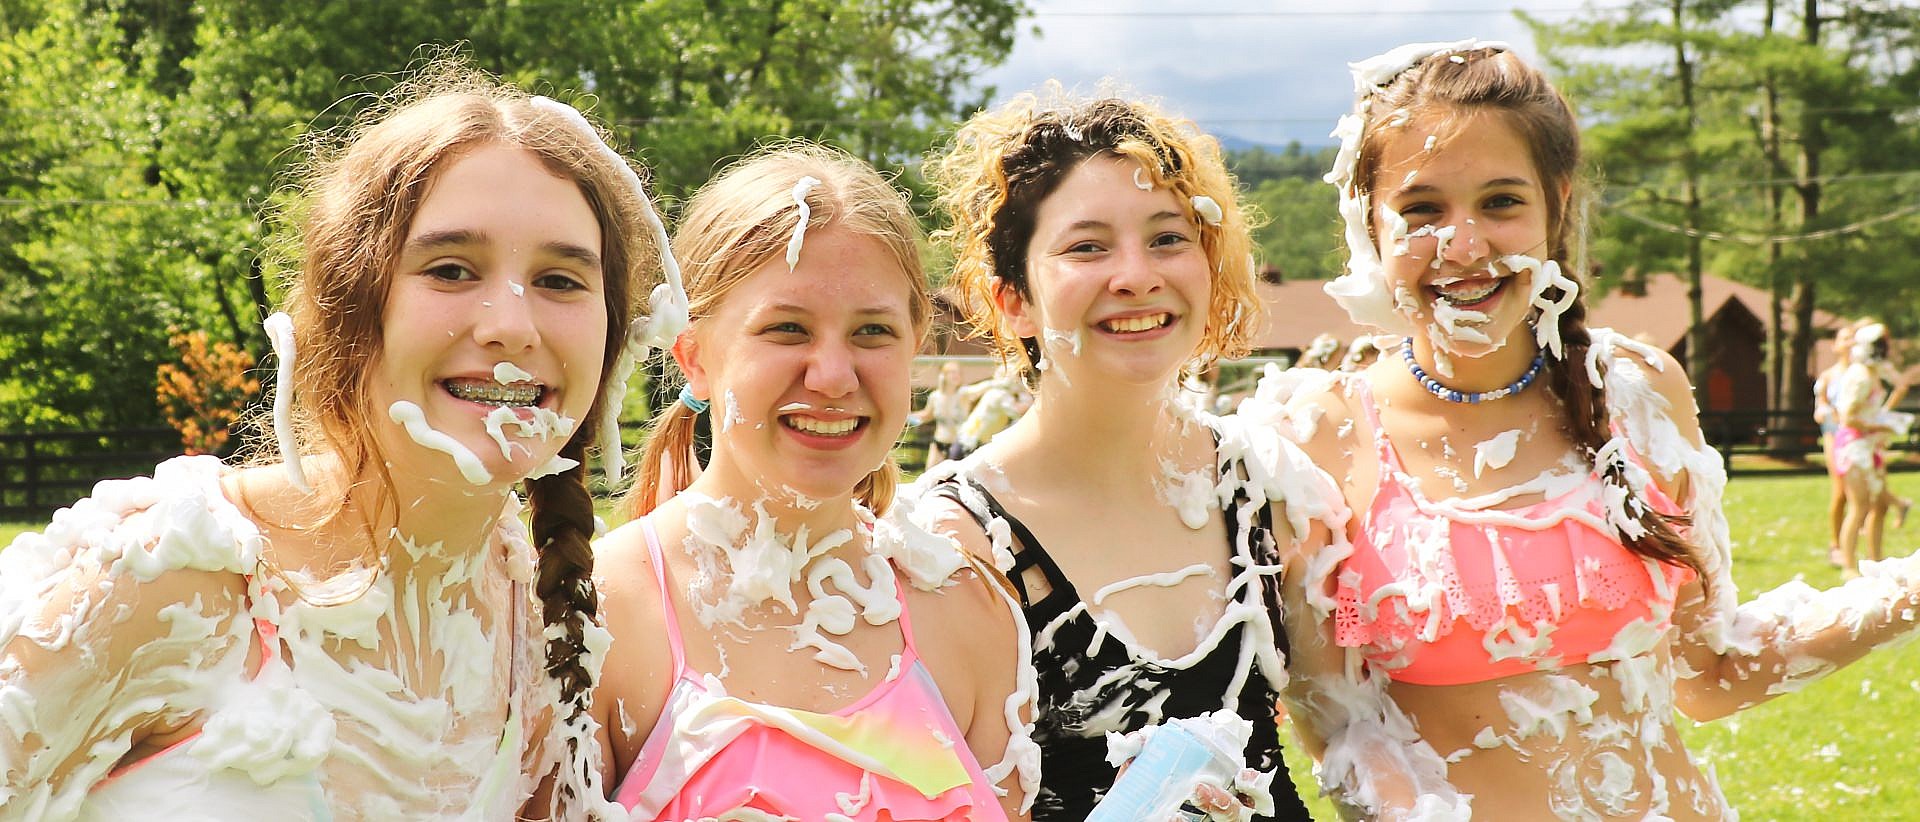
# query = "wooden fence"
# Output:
<box><xmin>0</xmin><ymin>428</ymin><xmax>181</xmax><ymax>521</ymax></box>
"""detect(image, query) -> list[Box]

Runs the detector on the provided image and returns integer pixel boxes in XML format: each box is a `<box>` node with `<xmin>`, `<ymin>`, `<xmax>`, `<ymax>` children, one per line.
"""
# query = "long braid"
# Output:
<box><xmin>525</xmin><ymin>433</ymin><xmax>601</xmax><ymax>807</ymax></box>
<box><xmin>1549</xmin><ymin>294</ymin><xmax>1705</xmax><ymax>584</ymax></box>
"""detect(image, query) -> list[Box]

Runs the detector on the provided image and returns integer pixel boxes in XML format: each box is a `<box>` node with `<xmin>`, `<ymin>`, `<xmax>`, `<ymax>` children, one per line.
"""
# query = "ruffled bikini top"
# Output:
<box><xmin>1332</xmin><ymin>379</ymin><xmax>1696</xmax><ymax>686</ymax></box>
<box><xmin>613</xmin><ymin>519</ymin><xmax>1007</xmax><ymax>821</ymax></box>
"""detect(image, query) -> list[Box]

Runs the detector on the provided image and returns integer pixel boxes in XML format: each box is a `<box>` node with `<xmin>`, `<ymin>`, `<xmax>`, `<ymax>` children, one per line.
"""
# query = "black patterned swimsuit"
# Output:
<box><xmin>932</xmin><ymin>462</ymin><xmax>1312</xmax><ymax>820</ymax></box>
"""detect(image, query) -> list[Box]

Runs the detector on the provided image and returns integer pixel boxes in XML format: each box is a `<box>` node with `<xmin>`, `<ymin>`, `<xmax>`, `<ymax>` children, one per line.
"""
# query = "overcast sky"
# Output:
<box><xmin>974</xmin><ymin>1</ymin><xmax>1599</xmax><ymax>149</ymax></box>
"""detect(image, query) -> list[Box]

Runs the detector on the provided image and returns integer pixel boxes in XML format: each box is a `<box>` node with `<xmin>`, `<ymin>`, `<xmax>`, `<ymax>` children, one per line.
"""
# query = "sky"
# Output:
<box><xmin>974</xmin><ymin>1</ymin><xmax>1601</xmax><ymax>149</ymax></box>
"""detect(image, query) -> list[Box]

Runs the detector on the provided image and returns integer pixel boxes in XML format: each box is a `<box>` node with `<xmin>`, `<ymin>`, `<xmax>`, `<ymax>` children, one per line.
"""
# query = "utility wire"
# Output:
<box><xmin>1606</xmin><ymin>199</ymin><xmax>1920</xmax><ymax>244</ymax></box>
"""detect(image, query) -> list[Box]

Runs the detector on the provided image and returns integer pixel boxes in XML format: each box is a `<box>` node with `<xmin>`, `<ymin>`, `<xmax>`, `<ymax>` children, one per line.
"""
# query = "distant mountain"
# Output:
<box><xmin>1212</xmin><ymin>131</ymin><xmax>1336</xmax><ymax>154</ymax></box>
<box><xmin>1214</xmin><ymin>132</ymin><xmax>1287</xmax><ymax>153</ymax></box>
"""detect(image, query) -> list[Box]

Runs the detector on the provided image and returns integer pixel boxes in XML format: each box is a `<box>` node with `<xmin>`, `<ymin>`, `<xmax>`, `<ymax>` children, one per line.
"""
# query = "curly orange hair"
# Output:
<box><xmin>925</xmin><ymin>85</ymin><xmax>1262</xmax><ymax>378</ymax></box>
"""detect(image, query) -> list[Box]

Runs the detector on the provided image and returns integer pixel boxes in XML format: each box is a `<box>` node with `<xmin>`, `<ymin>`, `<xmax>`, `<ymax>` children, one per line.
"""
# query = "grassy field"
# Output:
<box><xmin>1280</xmin><ymin>470</ymin><xmax>1920</xmax><ymax>818</ymax></box>
<box><xmin>6</xmin><ymin>472</ymin><xmax>1919</xmax><ymax>816</ymax></box>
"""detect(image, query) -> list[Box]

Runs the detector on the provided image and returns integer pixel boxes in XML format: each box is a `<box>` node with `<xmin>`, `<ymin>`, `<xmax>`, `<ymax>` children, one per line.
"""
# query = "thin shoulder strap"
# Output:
<box><xmin>1351</xmin><ymin>375</ymin><xmax>1405</xmax><ymax>472</ymax></box>
<box><xmin>639</xmin><ymin>518</ymin><xmax>688</xmax><ymax>673</ymax></box>
<box><xmin>930</xmin><ymin>475</ymin><xmax>1067</xmax><ymax>608</ymax></box>
<box><xmin>1213</xmin><ymin>428</ymin><xmax>1293</xmax><ymax>662</ymax></box>
<box><xmin>887</xmin><ymin>556</ymin><xmax>921</xmax><ymax>659</ymax></box>
<box><xmin>964</xmin><ymin>477</ymin><xmax>1071</xmax><ymax>606</ymax></box>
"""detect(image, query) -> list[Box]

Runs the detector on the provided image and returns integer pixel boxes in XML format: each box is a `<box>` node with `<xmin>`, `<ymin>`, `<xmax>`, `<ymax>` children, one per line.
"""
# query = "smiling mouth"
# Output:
<box><xmin>1099</xmin><ymin>313</ymin><xmax>1173</xmax><ymax>334</ymax></box>
<box><xmin>444</xmin><ymin>379</ymin><xmax>544</xmax><ymax>407</ymax></box>
<box><xmin>1429</xmin><ymin>276</ymin><xmax>1506</xmax><ymax>307</ymax></box>
<box><xmin>781</xmin><ymin>414</ymin><xmax>864</xmax><ymax>436</ymax></box>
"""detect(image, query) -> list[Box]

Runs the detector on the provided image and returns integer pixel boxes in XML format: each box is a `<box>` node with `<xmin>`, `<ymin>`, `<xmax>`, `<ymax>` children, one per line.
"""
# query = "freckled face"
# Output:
<box><xmin>1006</xmin><ymin>154</ymin><xmax>1212</xmax><ymax>388</ymax></box>
<box><xmin>374</xmin><ymin>144</ymin><xmax>608</xmax><ymax>486</ymax></box>
<box><xmin>1371</xmin><ymin>112</ymin><xmax>1552</xmax><ymax>357</ymax></box>
<box><xmin>681</xmin><ymin>222</ymin><xmax>917</xmax><ymax>502</ymax></box>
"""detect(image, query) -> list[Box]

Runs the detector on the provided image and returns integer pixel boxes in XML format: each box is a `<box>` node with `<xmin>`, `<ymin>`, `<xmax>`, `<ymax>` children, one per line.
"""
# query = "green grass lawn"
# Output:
<box><xmin>1281</xmin><ymin>470</ymin><xmax>1920</xmax><ymax>818</ymax></box>
<box><xmin>6</xmin><ymin>472</ymin><xmax>1918</xmax><ymax>815</ymax></box>
<box><xmin>0</xmin><ymin>521</ymin><xmax>30</xmax><ymax>547</ymax></box>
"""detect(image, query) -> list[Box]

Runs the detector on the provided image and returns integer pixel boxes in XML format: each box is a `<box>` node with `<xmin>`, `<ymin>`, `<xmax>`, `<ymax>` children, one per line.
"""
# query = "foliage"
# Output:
<box><xmin>154</xmin><ymin>328</ymin><xmax>258</xmax><ymax>455</ymax></box>
<box><xmin>1232</xmin><ymin>144</ymin><xmax>1343</xmax><ymax>282</ymax></box>
<box><xmin>0</xmin><ymin>0</ymin><xmax>1027</xmax><ymax>434</ymax></box>
<box><xmin>1528</xmin><ymin>1</ymin><xmax>1920</xmax><ymax>410</ymax></box>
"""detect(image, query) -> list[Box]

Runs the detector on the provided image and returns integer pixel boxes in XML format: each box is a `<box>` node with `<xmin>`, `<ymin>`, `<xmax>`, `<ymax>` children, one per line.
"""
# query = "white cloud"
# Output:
<box><xmin>975</xmin><ymin>1</ymin><xmax>1562</xmax><ymax>147</ymax></box>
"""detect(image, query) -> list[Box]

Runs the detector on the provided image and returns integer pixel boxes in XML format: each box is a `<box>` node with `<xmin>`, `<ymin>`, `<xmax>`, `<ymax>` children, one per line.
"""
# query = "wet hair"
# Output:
<box><xmin>268</xmin><ymin>60</ymin><xmax>658</xmax><ymax>807</ymax></box>
<box><xmin>1355</xmin><ymin>47</ymin><xmax>1702</xmax><ymax>582</ymax></box>
<box><xmin>926</xmin><ymin>86</ymin><xmax>1261</xmax><ymax>382</ymax></box>
<box><xmin>629</xmin><ymin>141</ymin><xmax>930</xmax><ymax>518</ymax></box>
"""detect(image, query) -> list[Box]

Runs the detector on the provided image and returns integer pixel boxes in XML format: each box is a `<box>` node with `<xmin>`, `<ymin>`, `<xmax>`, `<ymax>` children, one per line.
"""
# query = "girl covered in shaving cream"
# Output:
<box><xmin>1262</xmin><ymin>41</ymin><xmax>1920</xmax><ymax>820</ymax></box>
<box><xmin>0</xmin><ymin>63</ymin><xmax>670</xmax><ymax>819</ymax></box>
<box><xmin>590</xmin><ymin>142</ymin><xmax>1034</xmax><ymax>820</ymax></box>
<box><xmin>916</xmin><ymin>88</ymin><xmax>1315</xmax><ymax>821</ymax></box>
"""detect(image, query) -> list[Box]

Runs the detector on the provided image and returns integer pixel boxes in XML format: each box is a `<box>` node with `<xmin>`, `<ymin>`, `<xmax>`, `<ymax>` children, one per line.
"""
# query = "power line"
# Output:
<box><xmin>1031</xmin><ymin>5</ymin><xmax>1621</xmax><ymax>17</ymax></box>
<box><xmin>1606</xmin><ymin>199</ymin><xmax>1920</xmax><ymax>244</ymax></box>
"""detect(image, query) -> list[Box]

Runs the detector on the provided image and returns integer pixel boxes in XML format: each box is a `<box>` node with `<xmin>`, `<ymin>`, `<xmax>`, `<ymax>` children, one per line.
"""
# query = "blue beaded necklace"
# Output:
<box><xmin>1400</xmin><ymin>337</ymin><xmax>1544</xmax><ymax>404</ymax></box>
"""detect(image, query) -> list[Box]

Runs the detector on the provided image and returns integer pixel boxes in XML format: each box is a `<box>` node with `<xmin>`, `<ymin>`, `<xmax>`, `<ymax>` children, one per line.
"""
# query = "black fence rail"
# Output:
<box><xmin>0</xmin><ymin>428</ymin><xmax>180</xmax><ymax>522</ymax></box>
<box><xmin>1694</xmin><ymin>409</ymin><xmax>1920</xmax><ymax>468</ymax></box>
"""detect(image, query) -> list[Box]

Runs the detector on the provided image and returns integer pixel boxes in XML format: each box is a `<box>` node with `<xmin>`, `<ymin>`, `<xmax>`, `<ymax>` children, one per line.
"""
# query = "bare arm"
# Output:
<box><xmin>1584</xmin><ymin>333</ymin><xmax>1920</xmax><ymax>720</ymax></box>
<box><xmin>1206</xmin><ymin>371</ymin><xmax>1471</xmax><ymax>820</ymax></box>
<box><xmin>0</xmin><ymin>481</ymin><xmax>254</xmax><ymax>812</ymax></box>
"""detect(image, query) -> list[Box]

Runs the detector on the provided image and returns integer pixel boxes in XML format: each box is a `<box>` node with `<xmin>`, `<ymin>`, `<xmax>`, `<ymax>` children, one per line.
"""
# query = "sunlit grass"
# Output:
<box><xmin>1282</xmin><ymin>470</ymin><xmax>1920</xmax><ymax>818</ymax></box>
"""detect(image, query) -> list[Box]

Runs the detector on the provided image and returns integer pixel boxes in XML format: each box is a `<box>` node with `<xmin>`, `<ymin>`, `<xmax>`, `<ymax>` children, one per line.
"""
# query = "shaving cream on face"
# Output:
<box><xmin>1323</xmin><ymin>39</ymin><xmax>1509</xmax><ymax>339</ymax></box>
<box><xmin>388</xmin><ymin>401</ymin><xmax>492</xmax><ymax>485</ymax></box>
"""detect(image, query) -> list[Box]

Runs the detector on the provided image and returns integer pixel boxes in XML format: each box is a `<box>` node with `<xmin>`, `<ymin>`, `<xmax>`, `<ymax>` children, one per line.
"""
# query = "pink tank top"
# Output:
<box><xmin>1332</xmin><ymin>379</ymin><xmax>1696</xmax><ymax>686</ymax></box>
<box><xmin>613</xmin><ymin>520</ymin><xmax>1008</xmax><ymax>820</ymax></box>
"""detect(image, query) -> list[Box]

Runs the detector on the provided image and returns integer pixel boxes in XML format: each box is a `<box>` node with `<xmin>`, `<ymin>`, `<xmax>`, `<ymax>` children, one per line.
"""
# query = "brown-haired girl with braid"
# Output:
<box><xmin>0</xmin><ymin>65</ymin><xmax>656</xmax><ymax>818</ymax></box>
<box><xmin>588</xmin><ymin>142</ymin><xmax>1033</xmax><ymax>819</ymax></box>
<box><xmin>1265</xmin><ymin>41</ymin><xmax>1920</xmax><ymax>819</ymax></box>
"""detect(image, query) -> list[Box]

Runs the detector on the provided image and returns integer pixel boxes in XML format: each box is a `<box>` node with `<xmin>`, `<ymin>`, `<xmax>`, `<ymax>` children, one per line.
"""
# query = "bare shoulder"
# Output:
<box><xmin>904</xmin><ymin>560</ymin><xmax>1017</xmax><ymax>642</ymax></box>
<box><xmin>1593</xmin><ymin>330</ymin><xmax>1703</xmax><ymax>432</ymax></box>
<box><xmin>1284</xmin><ymin>369</ymin><xmax>1366</xmax><ymax>470</ymax></box>
<box><xmin>591</xmin><ymin>516</ymin><xmax>674</xmax><ymax>649</ymax></box>
<box><xmin>897</xmin><ymin>472</ymin><xmax>995</xmax><ymax>565</ymax></box>
<box><xmin>903</xmin><ymin>559</ymin><xmax>1022</xmax><ymax>721</ymax></box>
<box><xmin>593</xmin><ymin>517</ymin><xmax>656</xmax><ymax>587</ymax></box>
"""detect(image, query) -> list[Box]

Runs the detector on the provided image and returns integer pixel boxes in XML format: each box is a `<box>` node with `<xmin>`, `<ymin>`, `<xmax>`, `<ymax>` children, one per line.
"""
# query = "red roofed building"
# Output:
<box><xmin>1242</xmin><ymin>271</ymin><xmax>1843</xmax><ymax>414</ymax></box>
<box><xmin>926</xmin><ymin>271</ymin><xmax>1843</xmax><ymax>417</ymax></box>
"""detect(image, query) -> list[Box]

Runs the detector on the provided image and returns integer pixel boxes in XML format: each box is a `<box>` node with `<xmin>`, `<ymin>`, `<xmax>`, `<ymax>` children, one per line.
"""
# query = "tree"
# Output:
<box><xmin>1528</xmin><ymin>0</ymin><xmax>1920</xmax><ymax>423</ymax></box>
<box><xmin>0</xmin><ymin>1</ymin><xmax>228</xmax><ymax>430</ymax></box>
<box><xmin>1233</xmin><ymin>144</ymin><xmax>1343</xmax><ymax>283</ymax></box>
<box><xmin>0</xmin><ymin>0</ymin><xmax>1028</xmax><ymax>433</ymax></box>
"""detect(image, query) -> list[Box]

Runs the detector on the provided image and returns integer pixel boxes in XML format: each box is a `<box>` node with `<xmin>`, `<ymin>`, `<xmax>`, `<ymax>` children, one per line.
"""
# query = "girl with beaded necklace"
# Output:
<box><xmin>1264</xmin><ymin>41</ymin><xmax>1920</xmax><ymax>819</ymax></box>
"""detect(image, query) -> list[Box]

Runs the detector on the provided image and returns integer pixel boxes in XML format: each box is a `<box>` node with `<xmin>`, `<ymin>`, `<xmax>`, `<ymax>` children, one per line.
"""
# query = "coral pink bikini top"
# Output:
<box><xmin>613</xmin><ymin>520</ymin><xmax>1007</xmax><ymax>821</ymax></box>
<box><xmin>1332</xmin><ymin>379</ymin><xmax>1696</xmax><ymax>686</ymax></box>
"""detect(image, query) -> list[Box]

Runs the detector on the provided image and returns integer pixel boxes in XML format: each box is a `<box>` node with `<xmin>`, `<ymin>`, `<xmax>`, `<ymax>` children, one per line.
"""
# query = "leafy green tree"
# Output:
<box><xmin>0</xmin><ymin>1</ymin><xmax>225</xmax><ymax>430</ymax></box>
<box><xmin>0</xmin><ymin>0</ymin><xmax>1027</xmax><ymax>433</ymax></box>
<box><xmin>1246</xmin><ymin>175</ymin><xmax>1343</xmax><ymax>283</ymax></box>
<box><xmin>1529</xmin><ymin>0</ymin><xmax>1920</xmax><ymax>421</ymax></box>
